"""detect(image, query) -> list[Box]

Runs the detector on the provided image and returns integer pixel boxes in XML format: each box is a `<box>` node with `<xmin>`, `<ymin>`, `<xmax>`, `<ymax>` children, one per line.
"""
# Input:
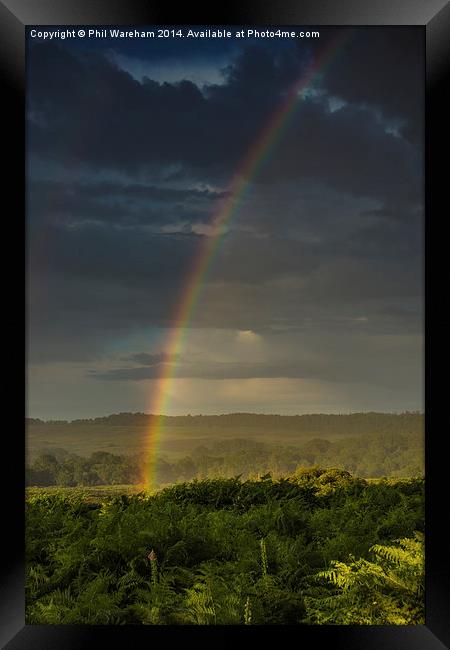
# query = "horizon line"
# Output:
<box><xmin>26</xmin><ymin>409</ymin><xmax>425</xmax><ymax>424</ymax></box>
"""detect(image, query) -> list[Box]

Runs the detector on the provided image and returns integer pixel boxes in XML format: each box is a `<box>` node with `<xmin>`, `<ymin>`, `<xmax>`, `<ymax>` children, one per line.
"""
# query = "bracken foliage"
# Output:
<box><xmin>304</xmin><ymin>533</ymin><xmax>424</xmax><ymax>624</ymax></box>
<box><xmin>26</xmin><ymin>469</ymin><xmax>424</xmax><ymax>625</ymax></box>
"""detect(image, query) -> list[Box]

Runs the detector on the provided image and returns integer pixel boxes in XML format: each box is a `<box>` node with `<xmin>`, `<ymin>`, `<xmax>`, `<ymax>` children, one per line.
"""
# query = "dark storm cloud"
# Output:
<box><xmin>28</xmin><ymin>42</ymin><xmax>284</xmax><ymax>177</ymax></box>
<box><xmin>254</xmin><ymin>100</ymin><xmax>421</xmax><ymax>210</ymax></box>
<box><xmin>29</xmin><ymin>223</ymin><xmax>200</xmax><ymax>285</ymax></box>
<box><xmin>27</xmin><ymin>205</ymin><xmax>422</xmax><ymax>364</ymax></box>
<box><xmin>311</xmin><ymin>28</ymin><xmax>424</xmax><ymax>144</ymax></box>
<box><xmin>127</xmin><ymin>352</ymin><xmax>176</xmax><ymax>365</ymax></box>
<box><xmin>28</xmin><ymin>214</ymin><xmax>420</xmax><ymax>324</ymax></box>
<box><xmin>88</xmin><ymin>338</ymin><xmax>421</xmax><ymax>389</ymax></box>
<box><xmin>27</xmin><ymin>31</ymin><xmax>424</xmax><ymax>369</ymax></box>
<box><xmin>28</xmin><ymin>36</ymin><xmax>421</xmax><ymax>192</ymax></box>
<box><xmin>27</xmin><ymin>221</ymin><xmax>323</xmax><ymax>311</ymax></box>
<box><xmin>27</xmin><ymin>179</ymin><xmax>226</xmax><ymax>230</ymax></box>
<box><xmin>88</xmin><ymin>360</ymin><xmax>336</xmax><ymax>382</ymax></box>
<box><xmin>344</xmin><ymin>216</ymin><xmax>423</xmax><ymax>260</ymax></box>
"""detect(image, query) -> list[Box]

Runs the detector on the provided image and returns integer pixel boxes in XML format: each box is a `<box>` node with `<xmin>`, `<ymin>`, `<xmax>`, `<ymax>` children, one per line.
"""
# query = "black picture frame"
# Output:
<box><xmin>2</xmin><ymin>0</ymin><xmax>449</xmax><ymax>647</ymax></box>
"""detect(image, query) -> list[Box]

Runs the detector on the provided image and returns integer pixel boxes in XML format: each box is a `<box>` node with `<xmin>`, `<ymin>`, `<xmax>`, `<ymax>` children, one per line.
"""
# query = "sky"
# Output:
<box><xmin>26</xmin><ymin>27</ymin><xmax>424</xmax><ymax>419</ymax></box>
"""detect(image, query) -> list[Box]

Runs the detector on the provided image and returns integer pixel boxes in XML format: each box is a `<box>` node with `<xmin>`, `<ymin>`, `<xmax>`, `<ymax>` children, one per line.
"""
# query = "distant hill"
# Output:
<box><xmin>26</xmin><ymin>410</ymin><xmax>423</xmax><ymax>432</ymax></box>
<box><xmin>26</xmin><ymin>411</ymin><xmax>424</xmax><ymax>461</ymax></box>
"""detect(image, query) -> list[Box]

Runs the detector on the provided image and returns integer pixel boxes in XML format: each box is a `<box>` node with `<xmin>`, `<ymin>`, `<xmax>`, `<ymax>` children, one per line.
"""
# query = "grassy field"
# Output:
<box><xmin>27</xmin><ymin>423</ymin><xmax>358</xmax><ymax>460</ymax></box>
<box><xmin>25</xmin><ymin>484</ymin><xmax>146</xmax><ymax>502</ymax></box>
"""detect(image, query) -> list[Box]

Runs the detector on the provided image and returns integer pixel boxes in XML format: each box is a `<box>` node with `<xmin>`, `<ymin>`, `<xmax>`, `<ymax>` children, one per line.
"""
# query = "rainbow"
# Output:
<box><xmin>143</xmin><ymin>31</ymin><xmax>349</xmax><ymax>490</ymax></box>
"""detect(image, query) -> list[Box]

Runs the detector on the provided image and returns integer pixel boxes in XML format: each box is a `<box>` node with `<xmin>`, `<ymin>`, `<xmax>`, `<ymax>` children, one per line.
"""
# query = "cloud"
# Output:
<box><xmin>27</xmin><ymin>217</ymin><xmax>423</xmax><ymax>363</ymax></box>
<box><xmin>88</xmin><ymin>359</ymin><xmax>330</xmax><ymax>382</ymax></box>
<box><xmin>87</xmin><ymin>329</ymin><xmax>422</xmax><ymax>390</ymax></box>
<box><xmin>313</xmin><ymin>28</ymin><xmax>424</xmax><ymax>144</ymax></box>
<box><xmin>127</xmin><ymin>352</ymin><xmax>176</xmax><ymax>365</ymax></box>
<box><xmin>26</xmin><ymin>31</ymin><xmax>424</xmax><ymax>417</ymax></box>
<box><xmin>28</xmin><ymin>37</ymin><xmax>422</xmax><ymax>199</ymax></box>
<box><xmin>27</xmin><ymin>178</ymin><xmax>227</xmax><ymax>235</ymax></box>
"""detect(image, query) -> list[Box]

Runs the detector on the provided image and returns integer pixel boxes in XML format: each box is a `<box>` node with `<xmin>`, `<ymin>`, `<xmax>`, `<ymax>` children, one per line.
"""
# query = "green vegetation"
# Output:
<box><xmin>26</xmin><ymin>411</ymin><xmax>424</xmax><ymax>462</ymax></box>
<box><xmin>305</xmin><ymin>533</ymin><xmax>424</xmax><ymax>624</ymax></box>
<box><xmin>26</xmin><ymin>429</ymin><xmax>423</xmax><ymax>489</ymax></box>
<box><xmin>26</xmin><ymin>484</ymin><xmax>143</xmax><ymax>502</ymax></box>
<box><xmin>26</xmin><ymin>412</ymin><xmax>424</xmax><ymax>624</ymax></box>
<box><xmin>26</xmin><ymin>469</ymin><xmax>424</xmax><ymax>625</ymax></box>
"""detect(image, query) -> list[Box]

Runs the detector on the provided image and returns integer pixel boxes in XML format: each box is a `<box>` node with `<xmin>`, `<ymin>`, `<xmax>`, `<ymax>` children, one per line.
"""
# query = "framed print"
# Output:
<box><xmin>1</xmin><ymin>0</ymin><xmax>449</xmax><ymax>647</ymax></box>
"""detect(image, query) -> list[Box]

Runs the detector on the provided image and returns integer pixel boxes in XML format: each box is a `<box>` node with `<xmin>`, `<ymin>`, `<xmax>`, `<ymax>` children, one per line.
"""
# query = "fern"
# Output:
<box><xmin>306</xmin><ymin>533</ymin><xmax>424</xmax><ymax>624</ymax></box>
<box><xmin>184</xmin><ymin>582</ymin><xmax>217</xmax><ymax>624</ymax></box>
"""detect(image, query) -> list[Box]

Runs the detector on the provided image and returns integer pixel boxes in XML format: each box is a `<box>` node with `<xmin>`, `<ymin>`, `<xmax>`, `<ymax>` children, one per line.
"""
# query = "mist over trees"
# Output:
<box><xmin>26</xmin><ymin>429</ymin><xmax>423</xmax><ymax>488</ymax></box>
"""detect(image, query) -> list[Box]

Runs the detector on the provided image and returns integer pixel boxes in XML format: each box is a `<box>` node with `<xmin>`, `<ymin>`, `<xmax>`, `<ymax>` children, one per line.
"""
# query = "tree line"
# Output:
<box><xmin>27</xmin><ymin>432</ymin><xmax>423</xmax><ymax>488</ymax></box>
<box><xmin>27</xmin><ymin>410</ymin><xmax>424</xmax><ymax>435</ymax></box>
